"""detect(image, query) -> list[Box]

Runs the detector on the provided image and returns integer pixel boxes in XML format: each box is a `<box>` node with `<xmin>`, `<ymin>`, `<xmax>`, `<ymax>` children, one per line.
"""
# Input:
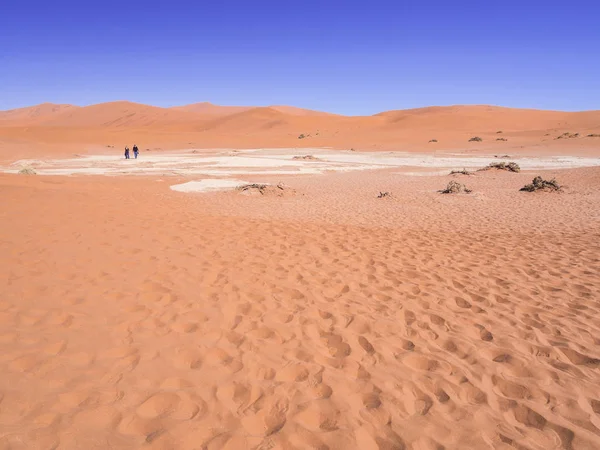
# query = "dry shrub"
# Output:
<box><xmin>18</xmin><ymin>167</ymin><xmax>36</xmax><ymax>175</ymax></box>
<box><xmin>556</xmin><ymin>132</ymin><xmax>579</xmax><ymax>139</ymax></box>
<box><xmin>292</xmin><ymin>155</ymin><xmax>320</xmax><ymax>161</ymax></box>
<box><xmin>429</xmin><ymin>139</ymin><xmax>438</xmax><ymax>143</ymax></box>
<box><xmin>377</xmin><ymin>191</ymin><xmax>392</xmax><ymax>198</ymax></box>
<box><xmin>480</xmin><ymin>161</ymin><xmax>520</xmax><ymax>173</ymax></box>
<box><xmin>440</xmin><ymin>181</ymin><xmax>472</xmax><ymax>194</ymax></box>
<box><xmin>449</xmin><ymin>168</ymin><xmax>473</xmax><ymax>175</ymax></box>
<box><xmin>520</xmin><ymin>176</ymin><xmax>561</xmax><ymax>192</ymax></box>
<box><xmin>236</xmin><ymin>183</ymin><xmax>295</xmax><ymax>197</ymax></box>
<box><xmin>469</xmin><ymin>136</ymin><xmax>483</xmax><ymax>142</ymax></box>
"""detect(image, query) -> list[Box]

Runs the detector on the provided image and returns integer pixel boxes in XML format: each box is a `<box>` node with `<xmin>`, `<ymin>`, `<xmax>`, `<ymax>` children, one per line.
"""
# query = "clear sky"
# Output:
<box><xmin>1</xmin><ymin>0</ymin><xmax>599</xmax><ymax>115</ymax></box>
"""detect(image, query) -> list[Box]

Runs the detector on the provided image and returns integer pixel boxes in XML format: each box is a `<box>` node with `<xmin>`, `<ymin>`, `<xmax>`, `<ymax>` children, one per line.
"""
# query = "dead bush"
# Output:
<box><xmin>520</xmin><ymin>176</ymin><xmax>561</xmax><ymax>192</ymax></box>
<box><xmin>18</xmin><ymin>167</ymin><xmax>36</xmax><ymax>175</ymax></box>
<box><xmin>449</xmin><ymin>168</ymin><xmax>473</xmax><ymax>176</ymax></box>
<box><xmin>440</xmin><ymin>181</ymin><xmax>472</xmax><ymax>194</ymax></box>
<box><xmin>480</xmin><ymin>161</ymin><xmax>520</xmax><ymax>173</ymax></box>
<box><xmin>556</xmin><ymin>132</ymin><xmax>579</xmax><ymax>139</ymax></box>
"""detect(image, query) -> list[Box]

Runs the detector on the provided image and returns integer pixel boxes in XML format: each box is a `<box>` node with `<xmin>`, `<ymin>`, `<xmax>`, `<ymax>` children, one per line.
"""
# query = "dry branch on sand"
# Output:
<box><xmin>449</xmin><ymin>169</ymin><xmax>473</xmax><ymax>176</ymax></box>
<box><xmin>292</xmin><ymin>155</ymin><xmax>320</xmax><ymax>161</ymax></box>
<box><xmin>377</xmin><ymin>191</ymin><xmax>392</xmax><ymax>198</ymax></box>
<box><xmin>440</xmin><ymin>181</ymin><xmax>472</xmax><ymax>194</ymax></box>
<box><xmin>18</xmin><ymin>167</ymin><xmax>36</xmax><ymax>175</ymax></box>
<box><xmin>520</xmin><ymin>176</ymin><xmax>561</xmax><ymax>192</ymax></box>
<box><xmin>469</xmin><ymin>136</ymin><xmax>483</xmax><ymax>142</ymax></box>
<box><xmin>236</xmin><ymin>183</ymin><xmax>295</xmax><ymax>197</ymax></box>
<box><xmin>479</xmin><ymin>161</ymin><xmax>520</xmax><ymax>173</ymax></box>
<box><xmin>556</xmin><ymin>132</ymin><xmax>579</xmax><ymax>139</ymax></box>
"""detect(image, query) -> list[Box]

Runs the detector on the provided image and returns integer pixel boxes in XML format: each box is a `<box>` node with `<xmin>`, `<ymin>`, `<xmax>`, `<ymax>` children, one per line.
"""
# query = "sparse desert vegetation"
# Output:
<box><xmin>587</xmin><ymin>134</ymin><xmax>600</xmax><ymax>138</ymax></box>
<box><xmin>18</xmin><ymin>166</ymin><xmax>36</xmax><ymax>175</ymax></box>
<box><xmin>480</xmin><ymin>161</ymin><xmax>521</xmax><ymax>173</ymax></box>
<box><xmin>440</xmin><ymin>180</ymin><xmax>472</xmax><ymax>194</ymax></box>
<box><xmin>236</xmin><ymin>183</ymin><xmax>295</xmax><ymax>197</ymax></box>
<box><xmin>449</xmin><ymin>168</ymin><xmax>473</xmax><ymax>176</ymax></box>
<box><xmin>556</xmin><ymin>132</ymin><xmax>579</xmax><ymax>139</ymax></box>
<box><xmin>469</xmin><ymin>136</ymin><xmax>483</xmax><ymax>142</ymax></box>
<box><xmin>496</xmin><ymin>137</ymin><xmax>508</xmax><ymax>141</ymax></box>
<box><xmin>377</xmin><ymin>191</ymin><xmax>392</xmax><ymax>198</ymax></box>
<box><xmin>520</xmin><ymin>176</ymin><xmax>561</xmax><ymax>192</ymax></box>
<box><xmin>292</xmin><ymin>155</ymin><xmax>320</xmax><ymax>161</ymax></box>
<box><xmin>429</xmin><ymin>139</ymin><xmax>438</xmax><ymax>143</ymax></box>
<box><xmin>298</xmin><ymin>133</ymin><xmax>306</xmax><ymax>139</ymax></box>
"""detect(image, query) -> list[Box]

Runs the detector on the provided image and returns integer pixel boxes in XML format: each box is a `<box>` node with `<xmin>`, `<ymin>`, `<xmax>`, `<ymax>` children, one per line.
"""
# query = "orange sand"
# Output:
<box><xmin>1</xmin><ymin>102</ymin><xmax>600</xmax><ymax>160</ymax></box>
<box><xmin>1</xmin><ymin>162</ymin><xmax>600</xmax><ymax>449</ymax></box>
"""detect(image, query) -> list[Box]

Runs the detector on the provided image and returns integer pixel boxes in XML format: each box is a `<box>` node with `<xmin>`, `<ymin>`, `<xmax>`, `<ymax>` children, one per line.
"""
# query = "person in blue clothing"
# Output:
<box><xmin>133</xmin><ymin>144</ymin><xmax>139</xmax><ymax>159</ymax></box>
<box><xmin>124</xmin><ymin>146</ymin><xmax>130</xmax><ymax>159</ymax></box>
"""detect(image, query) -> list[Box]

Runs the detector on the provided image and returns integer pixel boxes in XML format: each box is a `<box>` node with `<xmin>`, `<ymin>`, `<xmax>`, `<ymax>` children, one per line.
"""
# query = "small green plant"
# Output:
<box><xmin>469</xmin><ymin>136</ymin><xmax>483</xmax><ymax>142</ymax></box>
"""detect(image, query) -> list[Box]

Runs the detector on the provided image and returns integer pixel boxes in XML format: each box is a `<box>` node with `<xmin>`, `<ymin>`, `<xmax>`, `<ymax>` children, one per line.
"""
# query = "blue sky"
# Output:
<box><xmin>1</xmin><ymin>0</ymin><xmax>599</xmax><ymax>115</ymax></box>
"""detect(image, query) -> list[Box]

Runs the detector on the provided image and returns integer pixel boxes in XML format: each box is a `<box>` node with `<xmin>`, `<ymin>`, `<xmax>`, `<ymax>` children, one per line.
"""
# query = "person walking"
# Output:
<box><xmin>133</xmin><ymin>144</ymin><xmax>139</xmax><ymax>159</ymax></box>
<box><xmin>124</xmin><ymin>146</ymin><xmax>130</xmax><ymax>159</ymax></box>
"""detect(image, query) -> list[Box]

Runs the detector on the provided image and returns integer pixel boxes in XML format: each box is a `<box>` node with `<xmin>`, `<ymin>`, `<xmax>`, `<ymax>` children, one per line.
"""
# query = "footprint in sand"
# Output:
<box><xmin>216</xmin><ymin>381</ymin><xmax>263</xmax><ymax>415</ymax></box>
<box><xmin>294</xmin><ymin>399</ymin><xmax>340</xmax><ymax>432</ymax></box>
<box><xmin>136</xmin><ymin>392</ymin><xmax>199</xmax><ymax>420</ymax></box>
<box><xmin>203</xmin><ymin>347</ymin><xmax>243</xmax><ymax>373</ymax></box>
<box><xmin>241</xmin><ymin>397</ymin><xmax>288</xmax><ymax>437</ymax></box>
<box><xmin>275</xmin><ymin>363</ymin><xmax>310</xmax><ymax>382</ymax></box>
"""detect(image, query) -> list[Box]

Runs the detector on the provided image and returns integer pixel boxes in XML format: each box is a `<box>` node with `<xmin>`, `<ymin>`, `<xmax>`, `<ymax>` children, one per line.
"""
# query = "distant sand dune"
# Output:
<box><xmin>0</xmin><ymin>102</ymin><xmax>599</xmax><ymax>160</ymax></box>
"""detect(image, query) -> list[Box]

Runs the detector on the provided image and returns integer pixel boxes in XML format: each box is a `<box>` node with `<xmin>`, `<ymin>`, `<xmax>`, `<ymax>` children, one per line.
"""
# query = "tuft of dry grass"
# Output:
<box><xmin>449</xmin><ymin>168</ymin><xmax>473</xmax><ymax>176</ymax></box>
<box><xmin>520</xmin><ymin>176</ymin><xmax>561</xmax><ymax>192</ymax></box>
<box><xmin>479</xmin><ymin>161</ymin><xmax>520</xmax><ymax>173</ymax></box>
<box><xmin>469</xmin><ymin>136</ymin><xmax>483</xmax><ymax>142</ymax></box>
<box><xmin>440</xmin><ymin>181</ymin><xmax>472</xmax><ymax>194</ymax></box>
<box><xmin>292</xmin><ymin>155</ymin><xmax>320</xmax><ymax>161</ymax></box>
<box><xmin>18</xmin><ymin>167</ymin><xmax>37</xmax><ymax>175</ymax></box>
<box><xmin>556</xmin><ymin>132</ymin><xmax>579</xmax><ymax>140</ymax></box>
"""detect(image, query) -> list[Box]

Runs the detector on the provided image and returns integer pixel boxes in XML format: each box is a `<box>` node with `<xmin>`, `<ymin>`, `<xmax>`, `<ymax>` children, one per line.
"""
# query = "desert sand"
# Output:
<box><xmin>1</xmin><ymin>103</ymin><xmax>600</xmax><ymax>449</ymax></box>
<box><xmin>1</xmin><ymin>102</ymin><xmax>599</xmax><ymax>160</ymax></box>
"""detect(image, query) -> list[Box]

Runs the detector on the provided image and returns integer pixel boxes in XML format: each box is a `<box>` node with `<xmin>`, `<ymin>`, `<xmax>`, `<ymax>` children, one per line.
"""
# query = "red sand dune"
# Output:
<box><xmin>0</xmin><ymin>102</ymin><xmax>599</xmax><ymax>159</ymax></box>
